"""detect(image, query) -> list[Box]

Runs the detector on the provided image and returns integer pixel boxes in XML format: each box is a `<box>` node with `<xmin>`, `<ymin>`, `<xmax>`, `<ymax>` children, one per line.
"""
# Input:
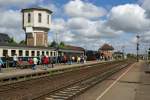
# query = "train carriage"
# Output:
<box><xmin>0</xmin><ymin>43</ymin><xmax>85</xmax><ymax>67</ymax></box>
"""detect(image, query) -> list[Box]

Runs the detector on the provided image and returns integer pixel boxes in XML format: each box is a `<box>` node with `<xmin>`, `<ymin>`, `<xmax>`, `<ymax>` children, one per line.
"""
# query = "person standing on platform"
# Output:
<box><xmin>72</xmin><ymin>56</ymin><xmax>75</xmax><ymax>64</ymax></box>
<box><xmin>63</xmin><ymin>55</ymin><xmax>67</xmax><ymax>64</ymax></box>
<box><xmin>77</xmin><ymin>56</ymin><xmax>81</xmax><ymax>64</ymax></box>
<box><xmin>13</xmin><ymin>54</ymin><xmax>18</xmax><ymax>68</ymax></box>
<box><xmin>84</xmin><ymin>55</ymin><xmax>87</xmax><ymax>63</ymax></box>
<box><xmin>28</xmin><ymin>58</ymin><xmax>33</xmax><ymax>69</ymax></box>
<box><xmin>0</xmin><ymin>57</ymin><xmax>4</xmax><ymax>72</ymax></box>
<box><xmin>80</xmin><ymin>56</ymin><xmax>84</xmax><ymax>64</ymax></box>
<box><xmin>43</xmin><ymin>55</ymin><xmax>49</xmax><ymax>70</ymax></box>
<box><xmin>5</xmin><ymin>54</ymin><xmax>9</xmax><ymax>68</ymax></box>
<box><xmin>33</xmin><ymin>57</ymin><xmax>38</xmax><ymax>70</ymax></box>
<box><xmin>50</xmin><ymin>57</ymin><xmax>54</xmax><ymax>68</ymax></box>
<box><xmin>68</xmin><ymin>56</ymin><xmax>72</xmax><ymax>65</ymax></box>
<box><xmin>18</xmin><ymin>58</ymin><xmax>23</xmax><ymax>65</ymax></box>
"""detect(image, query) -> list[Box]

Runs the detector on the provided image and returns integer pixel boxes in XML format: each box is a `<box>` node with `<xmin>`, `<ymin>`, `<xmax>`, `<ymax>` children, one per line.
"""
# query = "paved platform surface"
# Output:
<box><xmin>0</xmin><ymin>61</ymin><xmax>102</xmax><ymax>79</ymax></box>
<box><xmin>135</xmin><ymin>61</ymin><xmax>150</xmax><ymax>100</ymax></box>
<box><xmin>74</xmin><ymin>60</ymin><xmax>150</xmax><ymax>100</ymax></box>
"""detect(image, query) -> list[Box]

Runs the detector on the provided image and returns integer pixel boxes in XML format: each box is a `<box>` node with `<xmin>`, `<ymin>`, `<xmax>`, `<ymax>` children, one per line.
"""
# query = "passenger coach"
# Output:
<box><xmin>0</xmin><ymin>43</ymin><xmax>85</xmax><ymax>60</ymax></box>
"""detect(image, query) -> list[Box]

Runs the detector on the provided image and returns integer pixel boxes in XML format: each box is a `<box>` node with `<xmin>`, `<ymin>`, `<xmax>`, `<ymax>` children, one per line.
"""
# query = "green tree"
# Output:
<box><xmin>19</xmin><ymin>40</ymin><xmax>26</xmax><ymax>45</ymax></box>
<box><xmin>8</xmin><ymin>37</ymin><xmax>17</xmax><ymax>44</ymax></box>
<box><xmin>59</xmin><ymin>41</ymin><xmax>65</xmax><ymax>48</ymax></box>
<box><xmin>50</xmin><ymin>40</ymin><xmax>58</xmax><ymax>48</ymax></box>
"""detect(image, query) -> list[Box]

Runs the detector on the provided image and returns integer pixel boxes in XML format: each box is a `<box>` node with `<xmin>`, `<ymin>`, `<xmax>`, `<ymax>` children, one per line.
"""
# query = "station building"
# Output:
<box><xmin>99</xmin><ymin>44</ymin><xmax>114</xmax><ymax>60</ymax></box>
<box><xmin>113</xmin><ymin>51</ymin><xmax>124</xmax><ymax>60</ymax></box>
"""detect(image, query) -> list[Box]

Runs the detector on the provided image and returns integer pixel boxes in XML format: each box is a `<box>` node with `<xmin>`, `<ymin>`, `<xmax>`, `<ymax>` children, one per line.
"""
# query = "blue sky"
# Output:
<box><xmin>0</xmin><ymin>0</ymin><xmax>150</xmax><ymax>54</ymax></box>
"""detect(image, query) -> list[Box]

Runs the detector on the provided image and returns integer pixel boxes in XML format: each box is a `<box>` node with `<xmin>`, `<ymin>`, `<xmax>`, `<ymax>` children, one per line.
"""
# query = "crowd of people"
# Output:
<box><xmin>0</xmin><ymin>54</ymin><xmax>88</xmax><ymax>71</ymax></box>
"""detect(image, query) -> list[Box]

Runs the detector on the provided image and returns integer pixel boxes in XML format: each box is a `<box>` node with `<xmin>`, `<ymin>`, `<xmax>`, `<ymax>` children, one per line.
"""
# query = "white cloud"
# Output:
<box><xmin>60</xmin><ymin>31</ymin><xmax>75</xmax><ymax>42</ymax></box>
<box><xmin>0</xmin><ymin>0</ymin><xmax>38</xmax><ymax>8</ymax></box>
<box><xmin>107</xmin><ymin>4</ymin><xmax>150</xmax><ymax>33</ymax></box>
<box><xmin>140</xmin><ymin>0</ymin><xmax>150</xmax><ymax>19</ymax></box>
<box><xmin>0</xmin><ymin>10</ymin><xmax>21</xmax><ymax>28</ymax></box>
<box><xmin>40</xmin><ymin>3</ymin><xmax>59</xmax><ymax>15</ymax></box>
<box><xmin>67</xmin><ymin>17</ymin><xmax>91</xmax><ymax>29</ymax></box>
<box><xmin>64</xmin><ymin>0</ymin><xmax>107</xmax><ymax>19</ymax></box>
<box><xmin>50</xmin><ymin>16</ymin><xmax>124</xmax><ymax>50</ymax></box>
<box><xmin>97</xmin><ymin>21</ymin><xmax>123</xmax><ymax>38</ymax></box>
<box><xmin>51</xmin><ymin>18</ymin><xmax>67</xmax><ymax>33</ymax></box>
<box><xmin>0</xmin><ymin>10</ymin><xmax>25</xmax><ymax>41</ymax></box>
<box><xmin>140</xmin><ymin>32</ymin><xmax>150</xmax><ymax>43</ymax></box>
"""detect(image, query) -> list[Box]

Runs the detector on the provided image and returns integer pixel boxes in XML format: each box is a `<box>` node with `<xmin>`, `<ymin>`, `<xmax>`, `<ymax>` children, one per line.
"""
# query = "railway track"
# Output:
<box><xmin>0</xmin><ymin>60</ymin><xmax>133</xmax><ymax>100</ymax></box>
<box><xmin>34</xmin><ymin>62</ymin><xmax>132</xmax><ymax>100</ymax></box>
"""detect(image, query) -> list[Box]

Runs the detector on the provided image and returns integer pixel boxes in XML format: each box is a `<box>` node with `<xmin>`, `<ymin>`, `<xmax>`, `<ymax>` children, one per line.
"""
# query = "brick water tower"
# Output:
<box><xmin>21</xmin><ymin>7</ymin><xmax>52</xmax><ymax>47</ymax></box>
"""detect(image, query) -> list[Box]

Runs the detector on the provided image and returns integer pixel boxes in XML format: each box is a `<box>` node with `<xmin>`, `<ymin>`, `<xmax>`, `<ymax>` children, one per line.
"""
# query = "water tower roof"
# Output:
<box><xmin>21</xmin><ymin>6</ymin><xmax>52</xmax><ymax>14</ymax></box>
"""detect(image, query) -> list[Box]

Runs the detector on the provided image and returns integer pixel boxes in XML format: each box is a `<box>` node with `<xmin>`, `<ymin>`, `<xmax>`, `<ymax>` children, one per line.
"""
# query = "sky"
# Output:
<box><xmin>0</xmin><ymin>0</ymin><xmax>150</xmax><ymax>54</ymax></box>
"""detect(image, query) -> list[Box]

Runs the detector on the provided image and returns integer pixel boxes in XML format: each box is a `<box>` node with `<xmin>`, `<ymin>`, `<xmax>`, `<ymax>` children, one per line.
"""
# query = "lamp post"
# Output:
<box><xmin>136</xmin><ymin>35</ymin><xmax>140</xmax><ymax>62</ymax></box>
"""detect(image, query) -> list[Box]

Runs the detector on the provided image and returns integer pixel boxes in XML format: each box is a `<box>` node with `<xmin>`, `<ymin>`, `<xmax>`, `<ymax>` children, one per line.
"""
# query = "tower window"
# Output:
<box><xmin>38</xmin><ymin>13</ymin><xmax>42</xmax><ymax>23</ymax></box>
<box><xmin>47</xmin><ymin>15</ymin><xmax>49</xmax><ymax>24</ymax></box>
<box><xmin>28</xmin><ymin>13</ymin><xmax>31</xmax><ymax>23</ymax></box>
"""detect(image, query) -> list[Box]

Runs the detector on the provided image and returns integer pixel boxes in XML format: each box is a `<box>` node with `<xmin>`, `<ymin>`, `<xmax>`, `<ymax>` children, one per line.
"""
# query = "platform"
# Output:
<box><xmin>135</xmin><ymin>61</ymin><xmax>150</xmax><ymax>100</ymax></box>
<box><xmin>74</xmin><ymin>60</ymin><xmax>150</xmax><ymax>100</ymax></box>
<box><xmin>0</xmin><ymin>60</ymin><xmax>106</xmax><ymax>85</ymax></box>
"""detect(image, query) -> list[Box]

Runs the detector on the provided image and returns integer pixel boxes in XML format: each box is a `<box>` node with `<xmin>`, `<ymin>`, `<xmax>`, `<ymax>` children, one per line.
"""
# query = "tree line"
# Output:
<box><xmin>8</xmin><ymin>37</ymin><xmax>65</xmax><ymax>48</ymax></box>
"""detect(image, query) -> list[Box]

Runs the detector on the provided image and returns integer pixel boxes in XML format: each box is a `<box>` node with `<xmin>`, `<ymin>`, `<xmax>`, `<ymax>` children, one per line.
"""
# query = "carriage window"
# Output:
<box><xmin>54</xmin><ymin>52</ymin><xmax>55</xmax><ymax>56</ymax></box>
<box><xmin>19</xmin><ymin>50</ymin><xmax>23</xmax><ymax>56</ymax></box>
<box><xmin>25</xmin><ymin>51</ymin><xmax>29</xmax><ymax>56</ymax></box>
<box><xmin>46</xmin><ymin>51</ymin><xmax>49</xmax><ymax>56</ymax></box>
<box><xmin>50</xmin><ymin>52</ymin><xmax>53</xmax><ymax>56</ymax></box>
<box><xmin>11</xmin><ymin>50</ymin><xmax>16</xmax><ymax>56</ymax></box>
<box><xmin>3</xmin><ymin>50</ymin><xmax>8</xmax><ymax>56</ymax></box>
<box><xmin>42</xmin><ymin>51</ymin><xmax>44</xmax><ymax>56</ymax></box>
<box><xmin>31</xmin><ymin>51</ymin><xmax>35</xmax><ymax>56</ymax></box>
<box><xmin>37</xmin><ymin>51</ymin><xmax>40</xmax><ymax>56</ymax></box>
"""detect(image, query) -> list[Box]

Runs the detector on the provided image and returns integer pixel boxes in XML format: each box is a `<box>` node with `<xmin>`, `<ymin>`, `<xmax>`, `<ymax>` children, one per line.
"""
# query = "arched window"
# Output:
<box><xmin>28</xmin><ymin>13</ymin><xmax>31</xmax><ymax>23</ymax></box>
<box><xmin>38</xmin><ymin>13</ymin><xmax>42</xmax><ymax>23</ymax></box>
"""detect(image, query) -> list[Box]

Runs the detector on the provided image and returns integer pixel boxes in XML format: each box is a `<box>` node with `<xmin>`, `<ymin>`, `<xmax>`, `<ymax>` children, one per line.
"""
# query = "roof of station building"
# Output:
<box><xmin>114</xmin><ymin>51</ymin><xmax>123</xmax><ymax>54</ymax></box>
<box><xmin>0</xmin><ymin>43</ymin><xmax>85</xmax><ymax>51</ymax></box>
<box><xmin>59</xmin><ymin>45</ymin><xmax>85</xmax><ymax>51</ymax></box>
<box><xmin>21</xmin><ymin>6</ymin><xmax>52</xmax><ymax>14</ymax></box>
<box><xmin>99</xmin><ymin>43</ymin><xmax>114</xmax><ymax>51</ymax></box>
<box><xmin>0</xmin><ymin>43</ymin><xmax>55</xmax><ymax>50</ymax></box>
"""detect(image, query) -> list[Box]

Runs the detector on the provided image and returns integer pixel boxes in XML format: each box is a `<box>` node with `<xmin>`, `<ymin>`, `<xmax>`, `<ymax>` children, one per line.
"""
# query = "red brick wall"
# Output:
<box><xmin>26</xmin><ymin>32</ymin><xmax>48</xmax><ymax>47</ymax></box>
<box><xmin>101</xmin><ymin>50</ymin><xmax>113</xmax><ymax>58</ymax></box>
<box><xmin>36</xmin><ymin>32</ymin><xmax>44</xmax><ymax>46</ymax></box>
<box><xmin>27</xmin><ymin>37</ymin><xmax>34</xmax><ymax>46</ymax></box>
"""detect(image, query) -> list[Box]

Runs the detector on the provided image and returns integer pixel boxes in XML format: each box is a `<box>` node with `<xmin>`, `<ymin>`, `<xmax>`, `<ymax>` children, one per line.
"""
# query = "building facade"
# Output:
<box><xmin>99</xmin><ymin>44</ymin><xmax>114</xmax><ymax>60</ymax></box>
<box><xmin>21</xmin><ymin>7</ymin><xmax>52</xmax><ymax>47</ymax></box>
